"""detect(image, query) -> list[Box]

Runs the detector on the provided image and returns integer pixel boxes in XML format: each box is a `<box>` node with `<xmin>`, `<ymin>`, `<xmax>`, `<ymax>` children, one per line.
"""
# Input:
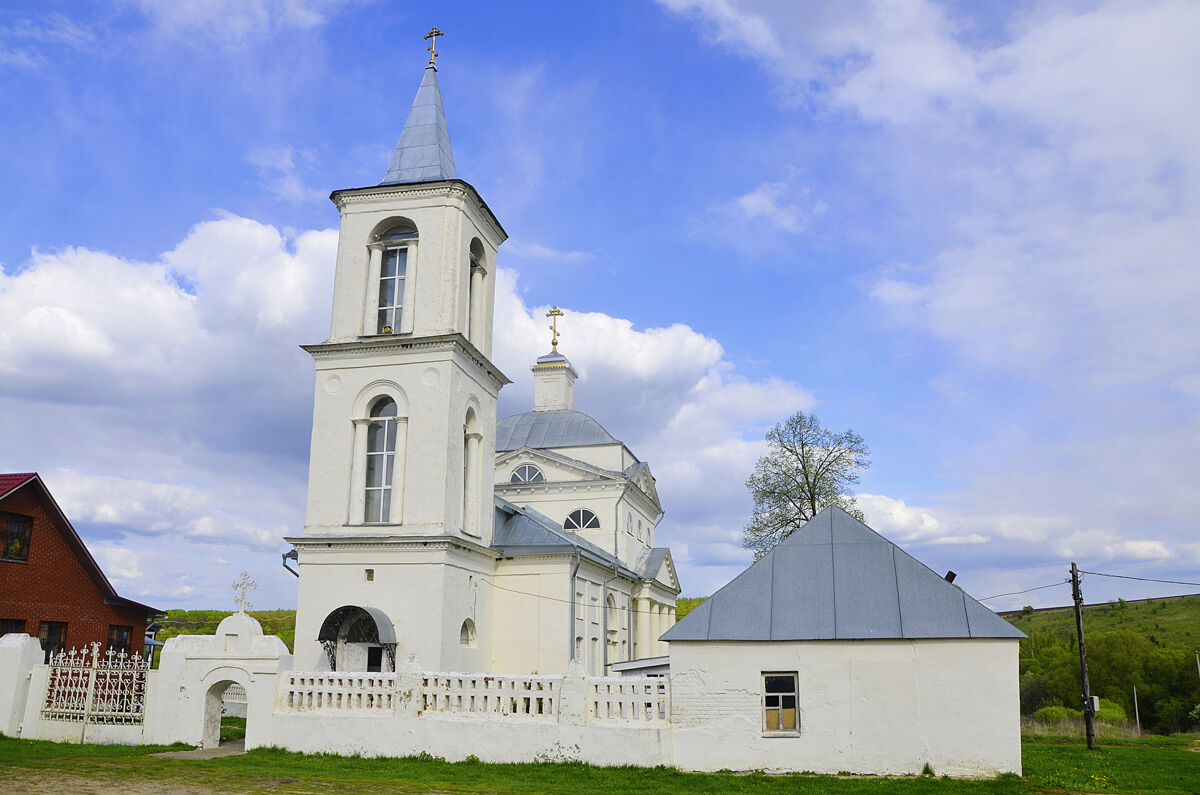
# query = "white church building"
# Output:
<box><xmin>285</xmin><ymin>58</ymin><xmax>679</xmax><ymax>680</ymax></box>
<box><xmin>0</xmin><ymin>43</ymin><xmax>1023</xmax><ymax>778</ymax></box>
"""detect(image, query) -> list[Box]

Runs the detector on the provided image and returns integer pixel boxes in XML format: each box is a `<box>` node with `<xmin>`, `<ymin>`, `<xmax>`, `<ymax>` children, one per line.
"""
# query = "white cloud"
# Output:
<box><xmin>245</xmin><ymin>146</ymin><xmax>324</xmax><ymax>203</ymax></box>
<box><xmin>660</xmin><ymin>0</ymin><xmax>1200</xmax><ymax>604</ymax></box>
<box><xmin>716</xmin><ymin>181</ymin><xmax>828</xmax><ymax>237</ymax></box>
<box><xmin>503</xmin><ymin>241</ymin><xmax>596</xmax><ymax>264</ymax></box>
<box><xmin>133</xmin><ymin>0</ymin><xmax>347</xmax><ymax>46</ymax></box>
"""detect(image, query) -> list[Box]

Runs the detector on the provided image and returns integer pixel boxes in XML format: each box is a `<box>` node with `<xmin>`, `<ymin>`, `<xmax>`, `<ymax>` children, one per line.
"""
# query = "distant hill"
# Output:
<box><xmin>999</xmin><ymin>593</ymin><xmax>1200</xmax><ymax>733</ymax></box>
<box><xmin>1001</xmin><ymin>593</ymin><xmax>1200</xmax><ymax>651</ymax></box>
<box><xmin>156</xmin><ymin>609</ymin><xmax>296</xmax><ymax>652</ymax></box>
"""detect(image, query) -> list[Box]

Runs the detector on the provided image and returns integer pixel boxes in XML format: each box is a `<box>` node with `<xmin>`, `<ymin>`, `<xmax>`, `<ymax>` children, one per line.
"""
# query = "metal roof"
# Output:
<box><xmin>380</xmin><ymin>66</ymin><xmax>457</xmax><ymax>185</ymax></box>
<box><xmin>635</xmin><ymin>547</ymin><xmax>671</xmax><ymax>580</ymax></box>
<box><xmin>496</xmin><ymin>410</ymin><xmax>619</xmax><ymax>451</ymax></box>
<box><xmin>663</xmin><ymin>506</ymin><xmax>1025</xmax><ymax>642</ymax></box>
<box><xmin>491</xmin><ymin>497</ymin><xmax>635</xmax><ymax>576</ymax></box>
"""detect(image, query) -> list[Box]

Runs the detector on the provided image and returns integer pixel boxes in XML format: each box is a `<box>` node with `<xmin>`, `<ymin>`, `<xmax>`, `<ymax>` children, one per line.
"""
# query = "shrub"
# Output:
<box><xmin>1095</xmin><ymin>702</ymin><xmax>1128</xmax><ymax>725</ymax></box>
<box><xmin>1034</xmin><ymin>705</ymin><xmax>1083</xmax><ymax>725</ymax></box>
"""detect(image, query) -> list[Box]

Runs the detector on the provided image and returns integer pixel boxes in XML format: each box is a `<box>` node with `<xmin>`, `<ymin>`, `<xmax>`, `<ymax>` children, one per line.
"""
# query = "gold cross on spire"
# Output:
<box><xmin>232</xmin><ymin>570</ymin><xmax>257</xmax><ymax>613</ymax></box>
<box><xmin>546</xmin><ymin>306</ymin><xmax>564</xmax><ymax>351</ymax></box>
<box><xmin>425</xmin><ymin>26</ymin><xmax>444</xmax><ymax>67</ymax></box>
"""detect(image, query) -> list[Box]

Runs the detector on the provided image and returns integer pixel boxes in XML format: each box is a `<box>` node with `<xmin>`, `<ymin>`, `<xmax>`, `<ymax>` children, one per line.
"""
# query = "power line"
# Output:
<box><xmin>980</xmin><ymin>581</ymin><xmax>1067</xmax><ymax>601</ymax></box>
<box><xmin>1078</xmin><ymin>570</ymin><xmax>1200</xmax><ymax>588</ymax></box>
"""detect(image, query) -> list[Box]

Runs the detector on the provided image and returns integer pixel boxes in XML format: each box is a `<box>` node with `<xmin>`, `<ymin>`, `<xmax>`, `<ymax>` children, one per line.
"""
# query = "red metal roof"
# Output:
<box><xmin>0</xmin><ymin>473</ymin><xmax>37</xmax><ymax>499</ymax></box>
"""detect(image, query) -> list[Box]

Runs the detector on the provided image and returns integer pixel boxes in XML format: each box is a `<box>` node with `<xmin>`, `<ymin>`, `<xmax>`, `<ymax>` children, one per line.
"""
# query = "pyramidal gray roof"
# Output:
<box><xmin>380</xmin><ymin>66</ymin><xmax>457</xmax><ymax>185</ymax></box>
<box><xmin>496</xmin><ymin>410</ymin><xmax>619</xmax><ymax>451</ymax></box>
<box><xmin>663</xmin><ymin>506</ymin><xmax>1025</xmax><ymax>642</ymax></box>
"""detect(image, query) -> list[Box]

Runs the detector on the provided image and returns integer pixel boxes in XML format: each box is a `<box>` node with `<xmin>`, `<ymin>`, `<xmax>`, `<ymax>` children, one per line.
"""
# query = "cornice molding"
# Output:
<box><xmin>285</xmin><ymin>533</ymin><xmax>500</xmax><ymax>560</ymax></box>
<box><xmin>330</xmin><ymin>180</ymin><xmax>506</xmax><ymax>244</ymax></box>
<box><xmin>302</xmin><ymin>332</ymin><xmax>511</xmax><ymax>388</ymax></box>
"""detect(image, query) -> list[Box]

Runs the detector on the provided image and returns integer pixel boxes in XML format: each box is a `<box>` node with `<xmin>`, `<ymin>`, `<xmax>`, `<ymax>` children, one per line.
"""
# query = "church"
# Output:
<box><xmin>285</xmin><ymin>49</ymin><xmax>680</xmax><ymax>679</ymax></box>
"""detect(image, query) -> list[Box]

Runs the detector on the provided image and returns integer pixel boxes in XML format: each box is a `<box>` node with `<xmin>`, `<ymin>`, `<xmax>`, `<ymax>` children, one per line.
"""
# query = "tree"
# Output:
<box><xmin>741</xmin><ymin>411</ymin><xmax>870</xmax><ymax>559</ymax></box>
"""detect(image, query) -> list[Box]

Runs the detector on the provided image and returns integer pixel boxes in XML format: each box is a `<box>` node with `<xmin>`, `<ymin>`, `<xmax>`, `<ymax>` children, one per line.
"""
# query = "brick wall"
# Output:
<box><xmin>0</xmin><ymin>484</ymin><xmax>148</xmax><ymax>659</ymax></box>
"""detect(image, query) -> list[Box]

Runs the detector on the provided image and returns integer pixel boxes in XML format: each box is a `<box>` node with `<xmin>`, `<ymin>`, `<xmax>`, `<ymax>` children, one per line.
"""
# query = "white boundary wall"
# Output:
<box><xmin>0</xmin><ymin>618</ymin><xmax>1021</xmax><ymax>777</ymax></box>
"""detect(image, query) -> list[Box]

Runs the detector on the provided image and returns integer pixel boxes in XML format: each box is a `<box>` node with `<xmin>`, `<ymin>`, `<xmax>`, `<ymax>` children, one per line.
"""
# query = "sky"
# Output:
<box><xmin>1</xmin><ymin>0</ymin><xmax>1198</xmax><ymax>615</ymax></box>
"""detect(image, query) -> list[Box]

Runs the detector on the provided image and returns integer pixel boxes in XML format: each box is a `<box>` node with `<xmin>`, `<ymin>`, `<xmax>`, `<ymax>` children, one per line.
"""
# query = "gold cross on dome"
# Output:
<box><xmin>425</xmin><ymin>26</ymin><xmax>444</xmax><ymax>67</ymax></box>
<box><xmin>232</xmin><ymin>570</ymin><xmax>257</xmax><ymax>613</ymax></box>
<box><xmin>546</xmin><ymin>306</ymin><xmax>564</xmax><ymax>351</ymax></box>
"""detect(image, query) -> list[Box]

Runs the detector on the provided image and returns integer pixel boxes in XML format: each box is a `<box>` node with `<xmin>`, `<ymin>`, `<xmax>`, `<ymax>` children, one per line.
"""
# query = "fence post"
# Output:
<box><xmin>79</xmin><ymin>642</ymin><xmax>101</xmax><ymax>744</ymax></box>
<box><xmin>395</xmin><ymin>653</ymin><xmax>423</xmax><ymax>718</ymax></box>
<box><xmin>559</xmin><ymin>657</ymin><xmax>588</xmax><ymax>727</ymax></box>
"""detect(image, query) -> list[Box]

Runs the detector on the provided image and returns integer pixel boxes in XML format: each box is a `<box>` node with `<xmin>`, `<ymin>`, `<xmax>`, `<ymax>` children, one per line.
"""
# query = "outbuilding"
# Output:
<box><xmin>664</xmin><ymin>505</ymin><xmax>1024</xmax><ymax>776</ymax></box>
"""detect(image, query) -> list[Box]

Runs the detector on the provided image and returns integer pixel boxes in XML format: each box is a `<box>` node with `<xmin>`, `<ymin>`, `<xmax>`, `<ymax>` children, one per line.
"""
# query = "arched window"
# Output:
<box><xmin>637</xmin><ymin>520</ymin><xmax>643</xmax><ymax>541</ymax></box>
<box><xmin>364</xmin><ymin>397</ymin><xmax>397</xmax><ymax>523</ymax></box>
<box><xmin>462</xmin><ymin>408</ymin><xmax>482</xmax><ymax>536</ymax></box>
<box><xmin>376</xmin><ymin>223</ymin><xmax>416</xmax><ymax>334</ymax></box>
<box><xmin>459</xmin><ymin>619</ymin><xmax>476</xmax><ymax>648</ymax></box>
<box><xmin>510</xmin><ymin>464</ymin><xmax>544</xmax><ymax>483</ymax></box>
<box><xmin>564</xmin><ymin>509</ymin><xmax>600</xmax><ymax>531</ymax></box>
<box><xmin>626</xmin><ymin>512</ymin><xmax>633</xmax><ymax>535</ymax></box>
<box><xmin>467</xmin><ymin>239</ymin><xmax>485</xmax><ymax>348</ymax></box>
<box><xmin>606</xmin><ymin>594</ymin><xmax>618</xmax><ymax>627</ymax></box>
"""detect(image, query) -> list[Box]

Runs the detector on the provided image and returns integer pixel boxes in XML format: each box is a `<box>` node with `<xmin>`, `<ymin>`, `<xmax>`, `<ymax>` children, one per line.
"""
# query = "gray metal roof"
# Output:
<box><xmin>491</xmin><ymin>497</ymin><xmax>634</xmax><ymax>575</ymax></box>
<box><xmin>380</xmin><ymin>66</ymin><xmax>457</xmax><ymax>185</ymax></box>
<box><xmin>496</xmin><ymin>410</ymin><xmax>619</xmax><ymax>451</ymax></box>
<box><xmin>635</xmin><ymin>547</ymin><xmax>671</xmax><ymax>580</ymax></box>
<box><xmin>663</xmin><ymin>506</ymin><xmax>1025</xmax><ymax>642</ymax></box>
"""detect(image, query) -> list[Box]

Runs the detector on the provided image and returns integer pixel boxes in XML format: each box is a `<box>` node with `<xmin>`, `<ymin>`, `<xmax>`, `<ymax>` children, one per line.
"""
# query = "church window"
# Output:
<box><xmin>637</xmin><ymin>520</ymin><xmax>643</xmax><ymax>542</ymax></box>
<box><xmin>510</xmin><ymin>464</ymin><xmax>544</xmax><ymax>483</ymax></box>
<box><xmin>1</xmin><ymin>512</ymin><xmax>32</xmax><ymax>561</ymax></box>
<box><xmin>575</xmin><ymin>590</ymin><xmax>584</xmax><ymax>621</ymax></box>
<box><xmin>606</xmin><ymin>594</ymin><xmax>618</xmax><ymax>627</ymax></box>
<box><xmin>762</xmin><ymin>672</ymin><xmax>800</xmax><ymax>734</ymax></box>
<box><xmin>375</xmin><ymin>224</ymin><xmax>416</xmax><ymax>334</ymax></box>
<box><xmin>590</xmin><ymin>637</ymin><xmax>599</xmax><ymax>675</ymax></box>
<box><xmin>467</xmin><ymin>240</ymin><xmax>486</xmax><ymax>348</ymax></box>
<box><xmin>564</xmin><ymin>509</ymin><xmax>600</xmax><ymax>531</ymax></box>
<box><xmin>364</xmin><ymin>397</ymin><xmax>398</xmax><ymax>523</ymax></box>
<box><xmin>626</xmin><ymin>512</ymin><xmax>633</xmax><ymax>535</ymax></box>
<box><xmin>574</xmin><ymin>636</ymin><xmax>583</xmax><ymax>661</ymax></box>
<box><xmin>459</xmin><ymin>619</ymin><xmax>476</xmax><ymax>648</ymax></box>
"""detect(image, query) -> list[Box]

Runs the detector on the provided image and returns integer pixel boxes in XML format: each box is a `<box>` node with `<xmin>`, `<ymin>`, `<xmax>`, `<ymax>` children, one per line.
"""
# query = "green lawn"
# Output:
<box><xmin>0</xmin><ymin>732</ymin><xmax>1197</xmax><ymax>794</ymax></box>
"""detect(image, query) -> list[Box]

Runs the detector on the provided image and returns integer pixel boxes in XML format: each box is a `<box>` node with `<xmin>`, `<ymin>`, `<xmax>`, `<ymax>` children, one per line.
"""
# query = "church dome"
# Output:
<box><xmin>496</xmin><ymin>409</ymin><xmax>619</xmax><ymax>451</ymax></box>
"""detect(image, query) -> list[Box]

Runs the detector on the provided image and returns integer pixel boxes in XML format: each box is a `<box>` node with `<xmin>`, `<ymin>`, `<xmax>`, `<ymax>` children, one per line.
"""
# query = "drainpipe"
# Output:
<box><xmin>282</xmin><ymin>548</ymin><xmax>299</xmax><ymax>577</ymax></box>
<box><xmin>568</xmin><ymin>548</ymin><xmax>582</xmax><ymax>661</ymax></box>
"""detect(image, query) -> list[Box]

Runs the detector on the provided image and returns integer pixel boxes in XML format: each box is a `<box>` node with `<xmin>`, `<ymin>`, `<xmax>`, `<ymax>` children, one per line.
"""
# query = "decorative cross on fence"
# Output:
<box><xmin>232</xmin><ymin>570</ymin><xmax>257</xmax><ymax>613</ymax></box>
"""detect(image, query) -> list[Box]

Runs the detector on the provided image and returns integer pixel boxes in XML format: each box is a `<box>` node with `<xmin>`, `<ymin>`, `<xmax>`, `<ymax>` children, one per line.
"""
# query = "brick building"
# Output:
<box><xmin>0</xmin><ymin>473</ymin><xmax>159</xmax><ymax>662</ymax></box>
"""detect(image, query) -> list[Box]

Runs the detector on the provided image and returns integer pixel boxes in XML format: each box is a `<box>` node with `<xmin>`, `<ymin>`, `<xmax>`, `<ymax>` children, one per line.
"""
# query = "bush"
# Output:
<box><xmin>1095</xmin><ymin>702</ymin><xmax>1128</xmax><ymax>725</ymax></box>
<box><xmin>1034</xmin><ymin>705</ymin><xmax>1083</xmax><ymax>725</ymax></box>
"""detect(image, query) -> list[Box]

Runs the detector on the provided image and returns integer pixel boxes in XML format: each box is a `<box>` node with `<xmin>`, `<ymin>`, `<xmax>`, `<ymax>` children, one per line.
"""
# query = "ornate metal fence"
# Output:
<box><xmin>41</xmin><ymin>643</ymin><xmax>151</xmax><ymax>725</ymax></box>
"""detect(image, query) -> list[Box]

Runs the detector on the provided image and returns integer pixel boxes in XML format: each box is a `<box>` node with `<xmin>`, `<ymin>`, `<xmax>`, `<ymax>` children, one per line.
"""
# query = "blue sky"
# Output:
<box><xmin>2</xmin><ymin>0</ymin><xmax>1198</xmax><ymax>612</ymax></box>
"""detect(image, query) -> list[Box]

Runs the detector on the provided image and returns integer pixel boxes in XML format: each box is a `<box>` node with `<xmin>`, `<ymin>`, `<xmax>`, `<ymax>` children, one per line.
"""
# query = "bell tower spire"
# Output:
<box><xmin>380</xmin><ymin>28</ymin><xmax>457</xmax><ymax>186</ymax></box>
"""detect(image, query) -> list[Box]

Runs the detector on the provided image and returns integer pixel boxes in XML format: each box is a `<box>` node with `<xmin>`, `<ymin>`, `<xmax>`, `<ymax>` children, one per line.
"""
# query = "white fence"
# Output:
<box><xmin>41</xmin><ymin>643</ymin><xmax>150</xmax><ymax>725</ymax></box>
<box><xmin>279</xmin><ymin>672</ymin><xmax>397</xmax><ymax>712</ymax></box>
<box><xmin>589</xmin><ymin>676</ymin><xmax>669</xmax><ymax>723</ymax></box>
<box><xmin>275</xmin><ymin>669</ymin><xmax>670</xmax><ymax>726</ymax></box>
<box><xmin>421</xmin><ymin>673</ymin><xmax>558</xmax><ymax>718</ymax></box>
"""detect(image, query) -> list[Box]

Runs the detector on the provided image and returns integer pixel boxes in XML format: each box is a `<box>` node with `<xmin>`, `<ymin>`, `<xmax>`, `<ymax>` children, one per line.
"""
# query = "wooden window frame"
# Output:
<box><xmin>762</xmin><ymin>671</ymin><xmax>801</xmax><ymax>736</ymax></box>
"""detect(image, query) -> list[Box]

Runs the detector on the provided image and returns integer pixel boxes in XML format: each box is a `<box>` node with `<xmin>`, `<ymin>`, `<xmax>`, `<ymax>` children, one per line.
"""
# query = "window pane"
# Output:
<box><xmin>367</xmin><ymin>422</ymin><xmax>386</xmax><ymax>452</ymax></box>
<box><xmin>371</xmin><ymin>398</ymin><xmax>397</xmax><ymax>418</ymax></box>
<box><xmin>366</xmin><ymin>454</ymin><xmax>383</xmax><ymax>487</ymax></box>
<box><xmin>765</xmin><ymin>675</ymin><xmax>795</xmax><ymax>694</ymax></box>
<box><xmin>782</xmin><ymin>708</ymin><xmax>797</xmax><ymax>731</ymax></box>
<box><xmin>377</xmin><ymin>308</ymin><xmax>392</xmax><ymax>334</ymax></box>
<box><xmin>385</xmin><ymin>454</ymin><xmax>395</xmax><ymax>486</ymax></box>
<box><xmin>381</xmin><ymin>250</ymin><xmax>398</xmax><ymax>277</ymax></box>
<box><xmin>378</xmin><ymin>277</ymin><xmax>396</xmax><ymax>308</ymax></box>
<box><xmin>380</xmin><ymin>490</ymin><xmax>391</xmax><ymax>523</ymax></box>
<box><xmin>385</xmin><ymin>419</ymin><xmax>397</xmax><ymax>450</ymax></box>
<box><xmin>782</xmin><ymin>695</ymin><xmax>796</xmax><ymax>709</ymax></box>
<box><xmin>765</xmin><ymin>708</ymin><xmax>780</xmax><ymax>730</ymax></box>
<box><xmin>394</xmin><ymin>278</ymin><xmax>405</xmax><ymax>312</ymax></box>
<box><xmin>393</xmin><ymin>248</ymin><xmax>408</xmax><ymax>277</ymax></box>
<box><xmin>365</xmin><ymin>489</ymin><xmax>381</xmax><ymax>523</ymax></box>
<box><xmin>765</xmin><ymin>695</ymin><xmax>780</xmax><ymax>708</ymax></box>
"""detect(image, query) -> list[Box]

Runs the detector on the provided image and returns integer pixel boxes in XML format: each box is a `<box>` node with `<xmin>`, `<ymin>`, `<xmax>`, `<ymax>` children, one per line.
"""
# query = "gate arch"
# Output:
<box><xmin>317</xmin><ymin>605</ymin><xmax>397</xmax><ymax>672</ymax></box>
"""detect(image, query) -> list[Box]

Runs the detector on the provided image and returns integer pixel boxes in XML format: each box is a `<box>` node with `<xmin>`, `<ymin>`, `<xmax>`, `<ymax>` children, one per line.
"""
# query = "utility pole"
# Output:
<box><xmin>1070</xmin><ymin>562</ymin><xmax>1096</xmax><ymax>750</ymax></box>
<box><xmin>1133</xmin><ymin>685</ymin><xmax>1140</xmax><ymax>735</ymax></box>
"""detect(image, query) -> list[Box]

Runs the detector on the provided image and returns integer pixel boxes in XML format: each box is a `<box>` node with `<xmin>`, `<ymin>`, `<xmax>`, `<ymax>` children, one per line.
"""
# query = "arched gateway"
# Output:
<box><xmin>317</xmin><ymin>605</ymin><xmax>397</xmax><ymax>672</ymax></box>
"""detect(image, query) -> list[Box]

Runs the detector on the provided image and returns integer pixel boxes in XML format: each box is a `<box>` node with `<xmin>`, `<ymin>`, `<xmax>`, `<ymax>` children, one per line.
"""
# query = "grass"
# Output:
<box><xmin>0</xmin><ymin>732</ymin><xmax>1196</xmax><ymax>794</ymax></box>
<box><xmin>221</xmin><ymin>716</ymin><xmax>246</xmax><ymax>743</ymax></box>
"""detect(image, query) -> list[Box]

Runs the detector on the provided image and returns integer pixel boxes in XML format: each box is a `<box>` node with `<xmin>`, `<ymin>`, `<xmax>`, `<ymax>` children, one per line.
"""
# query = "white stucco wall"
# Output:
<box><xmin>0</xmin><ymin>634</ymin><xmax>42</xmax><ymax>737</ymax></box>
<box><xmin>670</xmin><ymin>638</ymin><xmax>1021</xmax><ymax>776</ymax></box>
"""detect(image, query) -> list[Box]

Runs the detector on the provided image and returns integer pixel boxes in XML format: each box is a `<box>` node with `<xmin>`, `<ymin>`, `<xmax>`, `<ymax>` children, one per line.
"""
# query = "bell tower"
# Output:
<box><xmin>288</xmin><ymin>35</ymin><xmax>509</xmax><ymax>673</ymax></box>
